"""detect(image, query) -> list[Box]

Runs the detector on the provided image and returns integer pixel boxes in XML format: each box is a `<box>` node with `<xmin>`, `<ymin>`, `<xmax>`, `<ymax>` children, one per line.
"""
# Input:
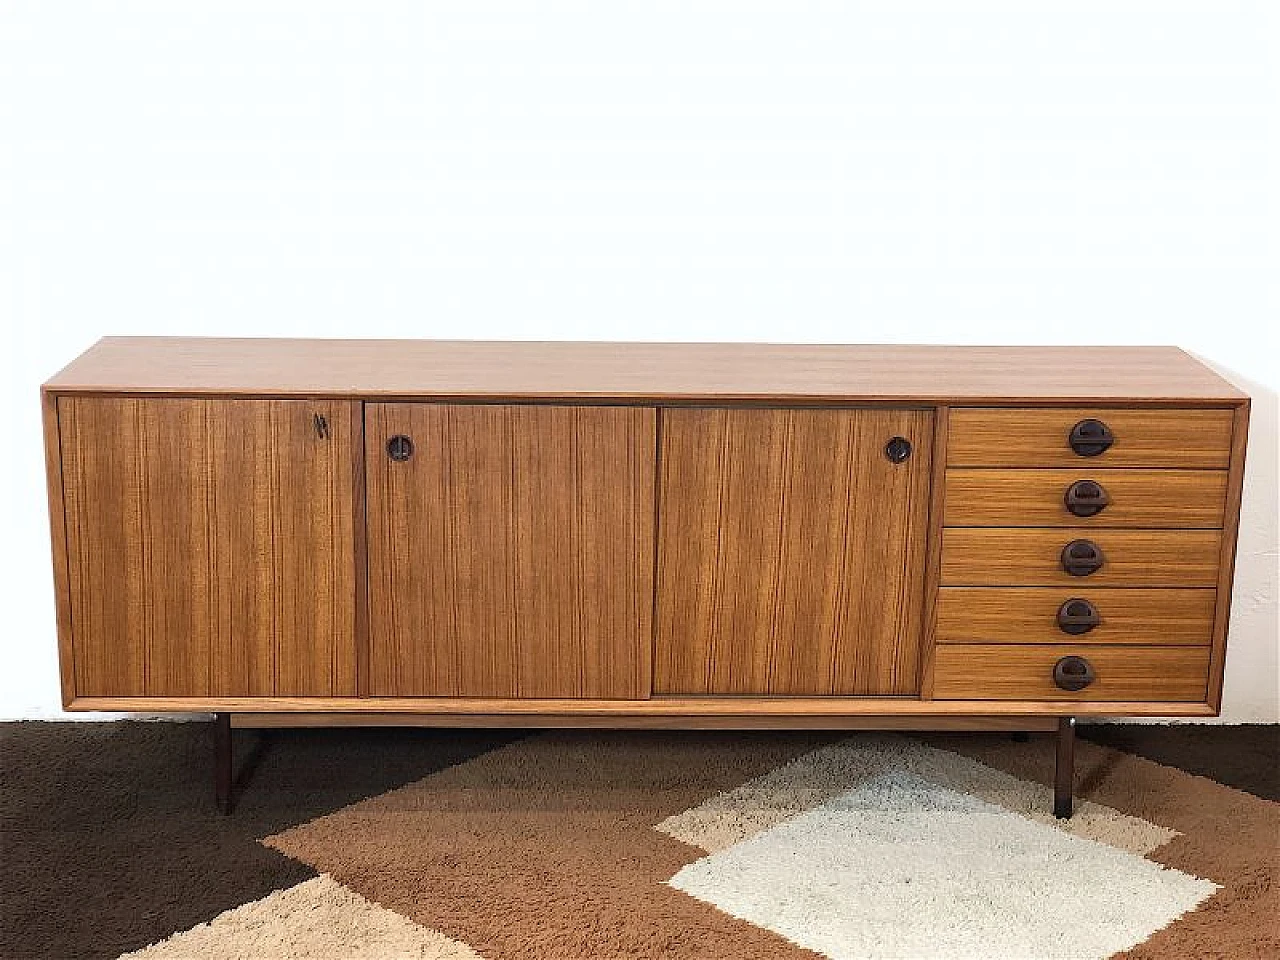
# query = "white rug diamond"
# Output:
<box><xmin>668</xmin><ymin>770</ymin><xmax>1216</xmax><ymax>960</ymax></box>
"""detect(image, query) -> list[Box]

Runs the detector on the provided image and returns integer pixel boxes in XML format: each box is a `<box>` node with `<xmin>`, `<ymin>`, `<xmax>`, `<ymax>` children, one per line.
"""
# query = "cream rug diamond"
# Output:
<box><xmin>669</xmin><ymin>767</ymin><xmax>1215</xmax><ymax>960</ymax></box>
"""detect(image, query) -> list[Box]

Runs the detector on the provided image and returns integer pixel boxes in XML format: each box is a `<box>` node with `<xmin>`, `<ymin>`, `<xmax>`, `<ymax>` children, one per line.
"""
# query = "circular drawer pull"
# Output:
<box><xmin>1064</xmin><ymin>479</ymin><xmax>1110</xmax><ymax>518</ymax></box>
<box><xmin>1056</xmin><ymin>598</ymin><xmax>1100</xmax><ymax>635</ymax></box>
<box><xmin>1060</xmin><ymin>539</ymin><xmax>1105</xmax><ymax>577</ymax></box>
<box><xmin>387</xmin><ymin>435</ymin><xmax>414</xmax><ymax>462</ymax></box>
<box><xmin>884</xmin><ymin>436</ymin><xmax>912</xmax><ymax>463</ymax></box>
<box><xmin>1053</xmin><ymin>655</ymin><xmax>1096</xmax><ymax>692</ymax></box>
<box><xmin>1068</xmin><ymin>419</ymin><xmax>1114</xmax><ymax>457</ymax></box>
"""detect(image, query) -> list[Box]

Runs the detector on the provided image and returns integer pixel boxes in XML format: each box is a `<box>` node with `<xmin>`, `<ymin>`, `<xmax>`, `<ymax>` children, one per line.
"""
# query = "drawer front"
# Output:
<box><xmin>943</xmin><ymin>469</ymin><xmax>1228</xmax><ymax>528</ymax></box>
<box><xmin>935</xmin><ymin>587</ymin><xmax>1216</xmax><ymax>645</ymax></box>
<box><xmin>948</xmin><ymin>407</ymin><xmax>1234</xmax><ymax>468</ymax></box>
<box><xmin>940</xmin><ymin>528</ymin><xmax>1221</xmax><ymax>587</ymax></box>
<box><xmin>932</xmin><ymin>645</ymin><xmax>1210</xmax><ymax>701</ymax></box>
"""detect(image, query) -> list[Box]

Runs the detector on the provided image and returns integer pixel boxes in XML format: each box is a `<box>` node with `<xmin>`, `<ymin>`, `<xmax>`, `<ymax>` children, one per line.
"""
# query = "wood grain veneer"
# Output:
<box><xmin>365</xmin><ymin>403</ymin><xmax>654</xmax><ymax>698</ymax></box>
<box><xmin>940</xmin><ymin>528</ymin><xmax>1222</xmax><ymax>587</ymax></box>
<box><xmin>45</xmin><ymin>339</ymin><xmax>1246</xmax><ymax>403</ymax></box>
<box><xmin>59</xmin><ymin>397</ymin><xmax>357</xmax><ymax>697</ymax></box>
<box><xmin>943</xmin><ymin>468</ymin><xmax>1229</xmax><ymax>528</ymax></box>
<box><xmin>931</xmin><ymin>645</ymin><xmax>1211</xmax><ymax>702</ymax></box>
<box><xmin>935</xmin><ymin>587</ymin><xmax>1216</xmax><ymax>646</ymax></box>
<box><xmin>654</xmin><ymin>407</ymin><xmax>933</xmax><ymax>695</ymax></box>
<box><xmin>946</xmin><ymin>407</ymin><xmax>1236</xmax><ymax>468</ymax></box>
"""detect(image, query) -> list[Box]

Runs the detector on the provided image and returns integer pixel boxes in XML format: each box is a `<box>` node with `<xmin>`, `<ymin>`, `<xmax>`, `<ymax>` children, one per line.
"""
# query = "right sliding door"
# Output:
<box><xmin>655</xmin><ymin>407</ymin><xmax>934</xmax><ymax>695</ymax></box>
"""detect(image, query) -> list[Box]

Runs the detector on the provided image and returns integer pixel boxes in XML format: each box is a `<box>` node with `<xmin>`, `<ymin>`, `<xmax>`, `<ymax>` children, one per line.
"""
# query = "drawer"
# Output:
<box><xmin>940</xmin><ymin>528</ymin><xmax>1221</xmax><ymax>587</ymax></box>
<box><xmin>931</xmin><ymin>645</ymin><xmax>1210</xmax><ymax>701</ymax></box>
<box><xmin>948</xmin><ymin>407</ymin><xmax>1235</xmax><ymax>468</ymax></box>
<box><xmin>943</xmin><ymin>469</ymin><xmax>1228</xmax><ymax>528</ymax></box>
<box><xmin>935</xmin><ymin>587</ymin><xmax>1216</xmax><ymax>645</ymax></box>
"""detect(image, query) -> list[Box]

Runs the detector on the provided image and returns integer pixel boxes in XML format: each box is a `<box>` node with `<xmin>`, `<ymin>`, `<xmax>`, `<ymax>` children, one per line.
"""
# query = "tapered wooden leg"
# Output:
<box><xmin>1054</xmin><ymin>716</ymin><xmax>1076</xmax><ymax>819</ymax></box>
<box><xmin>214</xmin><ymin>712</ymin><xmax>232</xmax><ymax>815</ymax></box>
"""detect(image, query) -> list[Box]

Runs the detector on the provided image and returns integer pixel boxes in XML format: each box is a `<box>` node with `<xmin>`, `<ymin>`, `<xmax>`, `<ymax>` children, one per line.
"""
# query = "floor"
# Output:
<box><xmin>1</xmin><ymin>721</ymin><xmax>1275</xmax><ymax>960</ymax></box>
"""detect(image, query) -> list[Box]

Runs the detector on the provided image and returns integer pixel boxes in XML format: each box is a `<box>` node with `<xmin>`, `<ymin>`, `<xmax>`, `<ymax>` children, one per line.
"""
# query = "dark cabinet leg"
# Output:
<box><xmin>214</xmin><ymin>712</ymin><xmax>232</xmax><ymax>815</ymax></box>
<box><xmin>1054</xmin><ymin>716</ymin><xmax>1076</xmax><ymax>819</ymax></box>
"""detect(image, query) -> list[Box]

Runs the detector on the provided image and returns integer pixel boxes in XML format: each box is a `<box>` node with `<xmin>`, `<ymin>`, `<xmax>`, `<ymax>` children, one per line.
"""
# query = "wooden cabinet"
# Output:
<box><xmin>58</xmin><ymin>396</ymin><xmax>358</xmax><ymax>698</ymax></box>
<box><xmin>364</xmin><ymin>403</ymin><xmax>655</xmax><ymax>698</ymax></box>
<box><xmin>42</xmin><ymin>340</ymin><xmax>1248</xmax><ymax>721</ymax></box>
<box><xmin>654</xmin><ymin>407</ymin><xmax>933</xmax><ymax>695</ymax></box>
<box><xmin>43</xmin><ymin>341</ymin><xmax>1251</xmax><ymax>814</ymax></box>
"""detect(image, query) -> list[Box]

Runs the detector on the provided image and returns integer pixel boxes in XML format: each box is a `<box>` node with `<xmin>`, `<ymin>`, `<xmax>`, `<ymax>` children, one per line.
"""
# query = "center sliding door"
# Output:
<box><xmin>365</xmin><ymin>403</ymin><xmax>655</xmax><ymax>698</ymax></box>
<box><xmin>654</xmin><ymin>407</ymin><xmax>934</xmax><ymax>695</ymax></box>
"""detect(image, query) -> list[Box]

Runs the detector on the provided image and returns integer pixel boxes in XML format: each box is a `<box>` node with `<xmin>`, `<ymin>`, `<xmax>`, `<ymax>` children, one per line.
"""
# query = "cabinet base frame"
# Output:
<box><xmin>228</xmin><ymin>713</ymin><xmax>1062</xmax><ymax>731</ymax></box>
<box><xmin>205</xmin><ymin>712</ymin><xmax>1085</xmax><ymax>817</ymax></box>
<box><xmin>214</xmin><ymin>712</ymin><xmax>232</xmax><ymax>815</ymax></box>
<box><xmin>1055</xmin><ymin>716</ymin><xmax>1077</xmax><ymax>819</ymax></box>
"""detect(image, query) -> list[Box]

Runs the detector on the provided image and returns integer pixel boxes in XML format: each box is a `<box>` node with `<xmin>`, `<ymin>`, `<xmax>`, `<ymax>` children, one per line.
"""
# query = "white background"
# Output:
<box><xmin>2</xmin><ymin>1</ymin><xmax>1275</xmax><ymax>721</ymax></box>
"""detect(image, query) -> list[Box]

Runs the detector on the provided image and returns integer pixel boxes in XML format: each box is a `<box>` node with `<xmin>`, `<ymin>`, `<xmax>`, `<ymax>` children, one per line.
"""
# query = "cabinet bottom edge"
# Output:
<box><xmin>65</xmin><ymin>696</ymin><xmax>1218</xmax><ymax>719</ymax></box>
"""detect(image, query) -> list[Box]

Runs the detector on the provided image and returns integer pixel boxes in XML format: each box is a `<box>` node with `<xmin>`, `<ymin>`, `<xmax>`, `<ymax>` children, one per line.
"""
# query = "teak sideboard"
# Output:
<box><xmin>42</xmin><ymin>339</ymin><xmax>1249</xmax><ymax>816</ymax></box>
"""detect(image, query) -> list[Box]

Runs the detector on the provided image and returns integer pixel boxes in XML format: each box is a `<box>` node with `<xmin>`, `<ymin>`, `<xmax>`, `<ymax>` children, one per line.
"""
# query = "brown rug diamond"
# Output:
<box><xmin>2</xmin><ymin>723</ymin><xmax>1277</xmax><ymax>959</ymax></box>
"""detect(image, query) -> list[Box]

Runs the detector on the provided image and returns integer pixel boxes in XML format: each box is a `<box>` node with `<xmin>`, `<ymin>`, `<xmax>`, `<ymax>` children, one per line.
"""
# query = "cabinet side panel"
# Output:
<box><xmin>1207</xmin><ymin>400</ymin><xmax>1250</xmax><ymax>711</ymax></box>
<box><xmin>42</xmin><ymin>393</ymin><xmax>77</xmax><ymax>705</ymax></box>
<box><xmin>655</xmin><ymin>407</ymin><xmax>934</xmax><ymax>695</ymax></box>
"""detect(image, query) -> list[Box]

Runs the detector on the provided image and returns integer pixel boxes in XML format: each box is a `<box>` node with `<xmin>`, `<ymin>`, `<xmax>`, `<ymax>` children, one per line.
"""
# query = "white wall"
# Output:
<box><xmin>2</xmin><ymin>1</ymin><xmax>1275</xmax><ymax>722</ymax></box>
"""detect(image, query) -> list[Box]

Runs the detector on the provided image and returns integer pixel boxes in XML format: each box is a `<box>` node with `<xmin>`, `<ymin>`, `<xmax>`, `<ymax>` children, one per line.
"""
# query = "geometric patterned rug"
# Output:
<box><xmin>3</xmin><ymin>723</ymin><xmax>1277</xmax><ymax>959</ymax></box>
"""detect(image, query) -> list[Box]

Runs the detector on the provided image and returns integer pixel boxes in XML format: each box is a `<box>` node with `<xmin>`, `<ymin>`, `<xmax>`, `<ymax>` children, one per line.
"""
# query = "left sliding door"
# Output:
<box><xmin>58</xmin><ymin>397</ymin><xmax>359</xmax><ymax>698</ymax></box>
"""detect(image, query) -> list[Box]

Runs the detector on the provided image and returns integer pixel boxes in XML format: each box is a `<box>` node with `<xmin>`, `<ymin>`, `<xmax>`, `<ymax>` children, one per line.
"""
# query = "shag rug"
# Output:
<box><xmin>2</xmin><ymin>723</ymin><xmax>1276</xmax><ymax>960</ymax></box>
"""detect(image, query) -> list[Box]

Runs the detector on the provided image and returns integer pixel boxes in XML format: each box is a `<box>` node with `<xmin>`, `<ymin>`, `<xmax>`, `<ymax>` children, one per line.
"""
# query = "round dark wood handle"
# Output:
<box><xmin>387</xmin><ymin>435</ymin><xmax>414</xmax><ymax>462</ymax></box>
<box><xmin>1060</xmin><ymin>539</ymin><xmax>1105</xmax><ymax>577</ymax></box>
<box><xmin>1056</xmin><ymin>598</ymin><xmax>1100</xmax><ymax>635</ymax></box>
<box><xmin>1053</xmin><ymin>655</ymin><xmax>1096</xmax><ymax>692</ymax></box>
<box><xmin>1064</xmin><ymin>479</ymin><xmax>1110</xmax><ymax>518</ymax></box>
<box><xmin>1068</xmin><ymin>418</ymin><xmax>1114</xmax><ymax>457</ymax></box>
<box><xmin>884</xmin><ymin>436</ymin><xmax>912</xmax><ymax>463</ymax></box>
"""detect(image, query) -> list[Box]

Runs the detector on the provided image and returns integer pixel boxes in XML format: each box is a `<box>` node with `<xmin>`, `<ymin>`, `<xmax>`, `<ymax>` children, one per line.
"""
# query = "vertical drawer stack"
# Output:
<box><xmin>932</xmin><ymin>407</ymin><xmax>1235</xmax><ymax>703</ymax></box>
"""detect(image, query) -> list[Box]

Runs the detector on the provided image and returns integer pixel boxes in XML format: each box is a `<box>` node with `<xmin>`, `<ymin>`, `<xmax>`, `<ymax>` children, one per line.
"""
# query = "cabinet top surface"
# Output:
<box><xmin>44</xmin><ymin>337</ymin><xmax>1246</xmax><ymax>403</ymax></box>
